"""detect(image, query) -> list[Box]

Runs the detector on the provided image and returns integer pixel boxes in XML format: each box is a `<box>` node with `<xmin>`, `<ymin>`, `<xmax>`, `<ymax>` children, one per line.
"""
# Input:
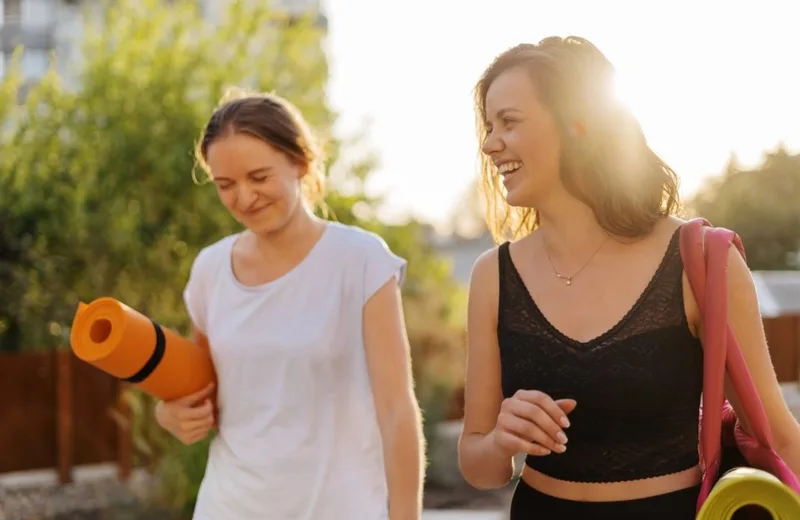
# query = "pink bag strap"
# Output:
<box><xmin>679</xmin><ymin>218</ymin><xmax>776</xmax><ymax>468</ymax></box>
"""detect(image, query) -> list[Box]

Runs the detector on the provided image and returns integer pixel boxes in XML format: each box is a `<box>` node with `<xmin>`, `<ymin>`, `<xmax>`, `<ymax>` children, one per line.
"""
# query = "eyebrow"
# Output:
<box><xmin>484</xmin><ymin>107</ymin><xmax>524</xmax><ymax>127</ymax></box>
<box><xmin>495</xmin><ymin>107</ymin><xmax>523</xmax><ymax>118</ymax></box>
<box><xmin>214</xmin><ymin>166</ymin><xmax>272</xmax><ymax>181</ymax></box>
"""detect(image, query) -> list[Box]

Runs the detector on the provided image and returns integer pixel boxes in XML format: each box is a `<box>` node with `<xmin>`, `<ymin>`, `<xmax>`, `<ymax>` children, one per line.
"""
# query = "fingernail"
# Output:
<box><xmin>560</xmin><ymin>417</ymin><xmax>570</xmax><ymax>428</ymax></box>
<box><xmin>556</xmin><ymin>444</ymin><xmax>567</xmax><ymax>453</ymax></box>
<box><xmin>557</xmin><ymin>432</ymin><xmax>568</xmax><ymax>444</ymax></box>
<box><xmin>541</xmin><ymin>448</ymin><xmax>551</xmax><ymax>455</ymax></box>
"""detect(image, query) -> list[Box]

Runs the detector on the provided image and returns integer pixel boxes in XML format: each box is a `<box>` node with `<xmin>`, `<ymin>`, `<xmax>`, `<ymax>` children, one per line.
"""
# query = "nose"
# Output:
<box><xmin>237</xmin><ymin>184</ymin><xmax>259</xmax><ymax>208</ymax></box>
<box><xmin>481</xmin><ymin>129</ymin><xmax>504</xmax><ymax>156</ymax></box>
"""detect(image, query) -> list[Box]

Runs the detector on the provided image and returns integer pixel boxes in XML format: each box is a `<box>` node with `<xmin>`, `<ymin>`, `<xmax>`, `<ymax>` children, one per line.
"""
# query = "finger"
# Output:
<box><xmin>178</xmin><ymin>383</ymin><xmax>216</xmax><ymax>406</ymax></box>
<box><xmin>181</xmin><ymin>429</ymin><xmax>209</xmax><ymax>445</ymax></box>
<box><xmin>180</xmin><ymin>414</ymin><xmax>214</xmax><ymax>433</ymax></box>
<box><xmin>501</xmin><ymin>414</ymin><xmax>566</xmax><ymax>454</ymax></box>
<box><xmin>176</xmin><ymin>399</ymin><xmax>214</xmax><ymax>421</ymax></box>
<box><xmin>555</xmin><ymin>399</ymin><xmax>578</xmax><ymax>419</ymax></box>
<box><xmin>507</xmin><ymin>399</ymin><xmax>568</xmax><ymax>447</ymax></box>
<box><xmin>496</xmin><ymin>429</ymin><xmax>550</xmax><ymax>457</ymax></box>
<box><xmin>515</xmin><ymin>390</ymin><xmax>572</xmax><ymax>429</ymax></box>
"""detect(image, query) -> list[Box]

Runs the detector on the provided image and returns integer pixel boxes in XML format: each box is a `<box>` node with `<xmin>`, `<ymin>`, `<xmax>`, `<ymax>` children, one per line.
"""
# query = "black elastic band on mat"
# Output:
<box><xmin>122</xmin><ymin>319</ymin><xmax>166</xmax><ymax>384</ymax></box>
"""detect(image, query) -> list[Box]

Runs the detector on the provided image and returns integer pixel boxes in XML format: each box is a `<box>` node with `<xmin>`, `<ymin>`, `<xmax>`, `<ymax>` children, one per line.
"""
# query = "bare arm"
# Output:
<box><xmin>363</xmin><ymin>278</ymin><xmax>424</xmax><ymax>520</ymax></box>
<box><xmin>689</xmin><ymin>244</ymin><xmax>800</xmax><ymax>476</ymax></box>
<box><xmin>457</xmin><ymin>249</ymin><xmax>515</xmax><ymax>489</ymax></box>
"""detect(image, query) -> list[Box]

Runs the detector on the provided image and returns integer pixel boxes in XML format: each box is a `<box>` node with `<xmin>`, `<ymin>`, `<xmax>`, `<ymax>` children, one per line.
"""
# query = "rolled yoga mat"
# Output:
<box><xmin>70</xmin><ymin>297</ymin><xmax>215</xmax><ymax>402</ymax></box>
<box><xmin>696</xmin><ymin>467</ymin><xmax>800</xmax><ymax>519</ymax></box>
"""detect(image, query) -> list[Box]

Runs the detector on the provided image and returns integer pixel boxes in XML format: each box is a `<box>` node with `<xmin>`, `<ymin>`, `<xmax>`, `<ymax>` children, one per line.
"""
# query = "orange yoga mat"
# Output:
<box><xmin>70</xmin><ymin>297</ymin><xmax>215</xmax><ymax>402</ymax></box>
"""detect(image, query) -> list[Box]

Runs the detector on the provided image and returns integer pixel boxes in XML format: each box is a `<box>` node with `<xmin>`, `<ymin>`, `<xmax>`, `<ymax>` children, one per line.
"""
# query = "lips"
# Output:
<box><xmin>502</xmin><ymin>172</ymin><xmax>517</xmax><ymax>189</ymax></box>
<box><xmin>243</xmin><ymin>204</ymin><xmax>270</xmax><ymax>216</ymax></box>
<box><xmin>497</xmin><ymin>161</ymin><xmax>522</xmax><ymax>175</ymax></box>
<box><xmin>499</xmin><ymin>161</ymin><xmax>523</xmax><ymax>189</ymax></box>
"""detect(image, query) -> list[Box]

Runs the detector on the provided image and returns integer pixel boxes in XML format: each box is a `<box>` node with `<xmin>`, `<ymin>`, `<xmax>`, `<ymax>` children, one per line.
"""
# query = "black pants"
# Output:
<box><xmin>509</xmin><ymin>479</ymin><xmax>700</xmax><ymax>520</ymax></box>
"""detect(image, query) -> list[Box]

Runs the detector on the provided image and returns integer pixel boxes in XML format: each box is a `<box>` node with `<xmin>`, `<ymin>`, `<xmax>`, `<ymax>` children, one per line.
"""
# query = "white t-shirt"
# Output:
<box><xmin>182</xmin><ymin>221</ymin><xmax>407</xmax><ymax>520</ymax></box>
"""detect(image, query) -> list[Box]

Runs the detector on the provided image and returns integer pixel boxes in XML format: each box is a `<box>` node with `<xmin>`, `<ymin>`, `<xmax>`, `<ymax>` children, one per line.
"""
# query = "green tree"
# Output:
<box><xmin>0</xmin><ymin>0</ymin><xmax>466</xmax><ymax>514</ymax></box>
<box><xmin>0</xmin><ymin>0</ymin><xmax>336</xmax><ymax>350</ymax></box>
<box><xmin>688</xmin><ymin>145</ymin><xmax>800</xmax><ymax>270</ymax></box>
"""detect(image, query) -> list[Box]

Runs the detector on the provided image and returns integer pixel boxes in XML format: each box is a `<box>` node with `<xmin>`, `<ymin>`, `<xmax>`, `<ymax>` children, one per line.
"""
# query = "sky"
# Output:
<box><xmin>322</xmin><ymin>0</ymin><xmax>800</xmax><ymax>229</ymax></box>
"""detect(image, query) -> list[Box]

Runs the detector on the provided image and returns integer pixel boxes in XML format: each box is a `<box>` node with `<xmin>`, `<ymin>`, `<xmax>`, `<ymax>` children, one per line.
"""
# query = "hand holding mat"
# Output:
<box><xmin>70</xmin><ymin>297</ymin><xmax>216</xmax><ymax>402</ymax></box>
<box><xmin>696</xmin><ymin>467</ymin><xmax>800</xmax><ymax>519</ymax></box>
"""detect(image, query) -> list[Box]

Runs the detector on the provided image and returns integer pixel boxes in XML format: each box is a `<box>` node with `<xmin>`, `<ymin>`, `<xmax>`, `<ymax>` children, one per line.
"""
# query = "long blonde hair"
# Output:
<box><xmin>474</xmin><ymin>36</ymin><xmax>681</xmax><ymax>243</ymax></box>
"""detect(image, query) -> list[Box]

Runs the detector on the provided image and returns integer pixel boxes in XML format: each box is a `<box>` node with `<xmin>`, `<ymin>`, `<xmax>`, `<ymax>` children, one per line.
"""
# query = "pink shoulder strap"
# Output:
<box><xmin>679</xmin><ymin>218</ymin><xmax>799</xmax><ymax>491</ymax></box>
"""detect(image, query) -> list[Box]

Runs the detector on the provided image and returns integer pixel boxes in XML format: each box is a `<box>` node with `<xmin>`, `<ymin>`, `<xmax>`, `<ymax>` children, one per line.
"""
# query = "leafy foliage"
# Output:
<box><xmin>687</xmin><ymin>145</ymin><xmax>800</xmax><ymax>270</ymax></box>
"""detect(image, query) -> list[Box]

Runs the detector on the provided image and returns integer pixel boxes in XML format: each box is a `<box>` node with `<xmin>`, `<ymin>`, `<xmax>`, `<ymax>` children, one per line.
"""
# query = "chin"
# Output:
<box><xmin>242</xmin><ymin>212</ymin><xmax>290</xmax><ymax>235</ymax></box>
<box><xmin>504</xmin><ymin>189</ymin><xmax>528</xmax><ymax>208</ymax></box>
<box><xmin>248</xmin><ymin>220</ymin><xmax>284</xmax><ymax>235</ymax></box>
<box><xmin>505</xmin><ymin>183</ymin><xmax>544</xmax><ymax>209</ymax></box>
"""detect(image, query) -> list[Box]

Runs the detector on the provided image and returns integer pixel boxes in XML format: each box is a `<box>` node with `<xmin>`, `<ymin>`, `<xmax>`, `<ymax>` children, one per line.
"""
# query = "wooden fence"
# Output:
<box><xmin>0</xmin><ymin>349</ymin><xmax>132</xmax><ymax>482</ymax></box>
<box><xmin>764</xmin><ymin>315</ymin><xmax>800</xmax><ymax>383</ymax></box>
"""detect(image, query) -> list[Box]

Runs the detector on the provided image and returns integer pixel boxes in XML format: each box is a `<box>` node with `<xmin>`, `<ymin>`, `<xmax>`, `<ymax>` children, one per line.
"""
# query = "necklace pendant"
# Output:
<box><xmin>565</xmin><ymin>279</ymin><xmax>572</xmax><ymax>286</ymax></box>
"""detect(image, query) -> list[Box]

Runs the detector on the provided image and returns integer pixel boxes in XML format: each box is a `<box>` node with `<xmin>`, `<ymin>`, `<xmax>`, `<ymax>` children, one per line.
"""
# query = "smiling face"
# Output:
<box><xmin>195</xmin><ymin>92</ymin><xmax>325</xmax><ymax>235</ymax></box>
<box><xmin>475</xmin><ymin>39</ymin><xmax>682</xmax><ymax>242</ymax></box>
<box><xmin>481</xmin><ymin>65</ymin><xmax>564</xmax><ymax>208</ymax></box>
<box><xmin>206</xmin><ymin>132</ymin><xmax>305</xmax><ymax>234</ymax></box>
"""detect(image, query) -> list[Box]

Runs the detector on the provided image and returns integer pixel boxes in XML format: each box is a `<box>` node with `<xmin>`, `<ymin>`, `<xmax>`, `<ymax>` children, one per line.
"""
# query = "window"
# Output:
<box><xmin>21</xmin><ymin>48</ymin><xmax>48</xmax><ymax>80</ymax></box>
<box><xmin>3</xmin><ymin>0</ymin><xmax>22</xmax><ymax>22</ymax></box>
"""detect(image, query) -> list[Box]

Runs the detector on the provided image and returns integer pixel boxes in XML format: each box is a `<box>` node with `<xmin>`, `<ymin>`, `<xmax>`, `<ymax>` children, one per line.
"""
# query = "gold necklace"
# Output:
<box><xmin>542</xmin><ymin>234</ymin><xmax>608</xmax><ymax>286</ymax></box>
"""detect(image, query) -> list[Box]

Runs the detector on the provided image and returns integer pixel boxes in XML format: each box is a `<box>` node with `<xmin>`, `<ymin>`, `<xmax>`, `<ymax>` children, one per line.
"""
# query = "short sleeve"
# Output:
<box><xmin>183</xmin><ymin>248</ymin><xmax>210</xmax><ymax>334</ymax></box>
<box><xmin>362</xmin><ymin>234</ymin><xmax>408</xmax><ymax>305</ymax></box>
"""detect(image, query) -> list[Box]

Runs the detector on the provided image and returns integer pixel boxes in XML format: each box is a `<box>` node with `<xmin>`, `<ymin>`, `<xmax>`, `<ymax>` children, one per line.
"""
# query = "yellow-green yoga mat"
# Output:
<box><xmin>696</xmin><ymin>467</ymin><xmax>800</xmax><ymax>519</ymax></box>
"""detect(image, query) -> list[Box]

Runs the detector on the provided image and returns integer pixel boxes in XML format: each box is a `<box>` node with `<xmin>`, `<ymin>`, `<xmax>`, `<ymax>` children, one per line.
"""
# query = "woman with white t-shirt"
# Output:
<box><xmin>153</xmin><ymin>89</ymin><xmax>425</xmax><ymax>520</ymax></box>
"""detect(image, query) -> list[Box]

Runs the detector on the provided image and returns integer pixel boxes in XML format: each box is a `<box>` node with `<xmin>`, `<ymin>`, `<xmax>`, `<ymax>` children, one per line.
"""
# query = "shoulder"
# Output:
<box><xmin>468</xmin><ymin>241</ymin><xmax>504</xmax><ymax>303</ymax></box>
<box><xmin>323</xmin><ymin>222</ymin><xmax>407</xmax><ymax>301</ymax></box>
<box><xmin>677</xmin><ymin>217</ymin><xmax>756</xmax><ymax>331</ymax></box>
<box><xmin>324</xmin><ymin>221</ymin><xmax>403</xmax><ymax>260</ymax></box>
<box><xmin>183</xmin><ymin>233</ymin><xmax>238</xmax><ymax>332</ymax></box>
<box><xmin>470</xmin><ymin>244</ymin><xmax>500</xmax><ymax>282</ymax></box>
<box><xmin>469</xmin><ymin>229</ymin><xmax>531</xmax><ymax>286</ymax></box>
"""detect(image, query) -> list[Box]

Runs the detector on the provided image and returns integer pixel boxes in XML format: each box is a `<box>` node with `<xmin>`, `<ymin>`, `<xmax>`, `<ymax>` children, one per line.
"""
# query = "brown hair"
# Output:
<box><xmin>474</xmin><ymin>36</ymin><xmax>681</xmax><ymax>243</ymax></box>
<box><xmin>194</xmin><ymin>87</ymin><xmax>325</xmax><ymax>209</ymax></box>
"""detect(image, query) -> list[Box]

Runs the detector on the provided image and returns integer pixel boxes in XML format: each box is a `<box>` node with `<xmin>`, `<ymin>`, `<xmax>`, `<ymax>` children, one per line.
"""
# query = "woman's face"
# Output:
<box><xmin>205</xmin><ymin>132</ymin><xmax>304</xmax><ymax>234</ymax></box>
<box><xmin>481</xmin><ymin>65</ymin><xmax>564</xmax><ymax>208</ymax></box>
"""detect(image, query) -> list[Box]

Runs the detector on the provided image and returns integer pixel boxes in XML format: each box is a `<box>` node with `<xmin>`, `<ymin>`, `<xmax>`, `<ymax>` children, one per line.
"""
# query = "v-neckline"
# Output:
<box><xmin>503</xmin><ymin>226</ymin><xmax>681</xmax><ymax>347</ymax></box>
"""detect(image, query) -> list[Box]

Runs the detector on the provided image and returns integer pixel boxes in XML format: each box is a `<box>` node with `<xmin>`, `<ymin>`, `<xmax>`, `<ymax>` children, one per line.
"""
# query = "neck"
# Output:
<box><xmin>536</xmin><ymin>191</ymin><xmax>608</xmax><ymax>259</ymax></box>
<box><xmin>253</xmin><ymin>203</ymin><xmax>323</xmax><ymax>256</ymax></box>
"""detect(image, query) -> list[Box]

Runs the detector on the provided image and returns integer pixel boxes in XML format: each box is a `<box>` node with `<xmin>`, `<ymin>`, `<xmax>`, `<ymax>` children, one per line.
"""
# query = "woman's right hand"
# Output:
<box><xmin>155</xmin><ymin>382</ymin><xmax>216</xmax><ymax>445</ymax></box>
<box><xmin>488</xmin><ymin>389</ymin><xmax>576</xmax><ymax>457</ymax></box>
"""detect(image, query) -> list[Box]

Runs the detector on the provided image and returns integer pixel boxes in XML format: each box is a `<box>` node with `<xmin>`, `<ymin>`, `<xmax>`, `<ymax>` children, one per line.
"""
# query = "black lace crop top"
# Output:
<box><xmin>497</xmin><ymin>229</ymin><xmax>704</xmax><ymax>483</ymax></box>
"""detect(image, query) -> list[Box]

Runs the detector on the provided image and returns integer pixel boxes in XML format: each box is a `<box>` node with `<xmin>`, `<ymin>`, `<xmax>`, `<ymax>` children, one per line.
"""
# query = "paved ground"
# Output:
<box><xmin>423</xmin><ymin>511</ymin><xmax>505</xmax><ymax>520</ymax></box>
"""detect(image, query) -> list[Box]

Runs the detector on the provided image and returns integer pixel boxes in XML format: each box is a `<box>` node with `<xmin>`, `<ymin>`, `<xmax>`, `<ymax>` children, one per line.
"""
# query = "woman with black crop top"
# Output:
<box><xmin>457</xmin><ymin>36</ymin><xmax>800</xmax><ymax>519</ymax></box>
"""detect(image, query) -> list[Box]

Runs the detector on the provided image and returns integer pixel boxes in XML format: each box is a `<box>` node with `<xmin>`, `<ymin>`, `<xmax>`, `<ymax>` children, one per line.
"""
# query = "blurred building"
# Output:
<box><xmin>0</xmin><ymin>0</ymin><xmax>78</xmax><ymax>93</ymax></box>
<box><xmin>0</xmin><ymin>0</ymin><xmax>327</xmax><ymax>95</ymax></box>
<box><xmin>432</xmin><ymin>232</ymin><xmax>495</xmax><ymax>286</ymax></box>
